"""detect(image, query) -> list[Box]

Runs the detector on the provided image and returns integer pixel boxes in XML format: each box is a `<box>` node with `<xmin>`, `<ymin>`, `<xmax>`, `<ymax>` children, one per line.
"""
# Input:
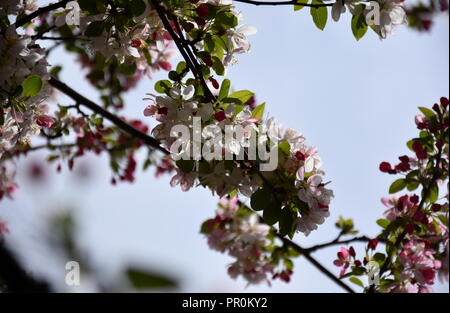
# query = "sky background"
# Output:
<box><xmin>1</xmin><ymin>1</ymin><xmax>449</xmax><ymax>292</ymax></box>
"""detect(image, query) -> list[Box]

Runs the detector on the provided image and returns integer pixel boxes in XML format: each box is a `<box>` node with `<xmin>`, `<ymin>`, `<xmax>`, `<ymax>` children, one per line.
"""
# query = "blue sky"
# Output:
<box><xmin>1</xmin><ymin>2</ymin><xmax>449</xmax><ymax>292</ymax></box>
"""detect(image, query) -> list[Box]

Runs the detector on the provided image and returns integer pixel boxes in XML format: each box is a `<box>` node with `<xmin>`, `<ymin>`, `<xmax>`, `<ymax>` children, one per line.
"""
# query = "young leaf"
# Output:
<box><xmin>418</xmin><ymin>107</ymin><xmax>435</xmax><ymax>118</ymax></box>
<box><xmin>251</xmin><ymin>188</ymin><xmax>272</xmax><ymax>211</ymax></box>
<box><xmin>228</xmin><ymin>90</ymin><xmax>254</xmax><ymax>104</ymax></box>
<box><xmin>294</xmin><ymin>1</ymin><xmax>308</xmax><ymax>11</ymax></box>
<box><xmin>154</xmin><ymin>80</ymin><xmax>172</xmax><ymax>94</ymax></box>
<box><xmin>351</xmin><ymin>13</ymin><xmax>368</xmax><ymax>41</ymax></box>
<box><xmin>310</xmin><ymin>0</ymin><xmax>328</xmax><ymax>30</ymax></box>
<box><xmin>389</xmin><ymin>178</ymin><xmax>406</xmax><ymax>194</ymax></box>
<box><xmin>212</xmin><ymin>56</ymin><xmax>225</xmax><ymax>76</ymax></box>
<box><xmin>251</xmin><ymin>102</ymin><xmax>265</xmax><ymax>119</ymax></box>
<box><xmin>263</xmin><ymin>200</ymin><xmax>281</xmax><ymax>225</ymax></box>
<box><xmin>126</xmin><ymin>268</ymin><xmax>176</xmax><ymax>289</ymax></box>
<box><xmin>279</xmin><ymin>207</ymin><xmax>297</xmax><ymax>236</ymax></box>
<box><xmin>219</xmin><ymin>79</ymin><xmax>230</xmax><ymax>100</ymax></box>
<box><xmin>349</xmin><ymin>276</ymin><xmax>364</xmax><ymax>288</ymax></box>
<box><xmin>21</xmin><ymin>75</ymin><xmax>43</xmax><ymax>97</ymax></box>
<box><xmin>84</xmin><ymin>21</ymin><xmax>104</xmax><ymax>37</ymax></box>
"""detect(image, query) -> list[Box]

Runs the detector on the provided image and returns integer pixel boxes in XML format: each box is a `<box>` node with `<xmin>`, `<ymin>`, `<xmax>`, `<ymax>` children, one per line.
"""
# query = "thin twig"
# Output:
<box><xmin>14</xmin><ymin>0</ymin><xmax>70</xmax><ymax>29</ymax></box>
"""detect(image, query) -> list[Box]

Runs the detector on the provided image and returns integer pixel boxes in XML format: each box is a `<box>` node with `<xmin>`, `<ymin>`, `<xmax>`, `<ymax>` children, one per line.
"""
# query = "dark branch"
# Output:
<box><xmin>14</xmin><ymin>0</ymin><xmax>70</xmax><ymax>29</ymax></box>
<box><xmin>275</xmin><ymin>233</ymin><xmax>355</xmax><ymax>293</ymax></box>
<box><xmin>0</xmin><ymin>243</ymin><xmax>50</xmax><ymax>293</ymax></box>
<box><xmin>48</xmin><ymin>77</ymin><xmax>169</xmax><ymax>155</ymax></box>
<box><xmin>304</xmin><ymin>235</ymin><xmax>376</xmax><ymax>253</ymax></box>
<box><xmin>150</xmin><ymin>0</ymin><xmax>216</xmax><ymax>103</ymax></box>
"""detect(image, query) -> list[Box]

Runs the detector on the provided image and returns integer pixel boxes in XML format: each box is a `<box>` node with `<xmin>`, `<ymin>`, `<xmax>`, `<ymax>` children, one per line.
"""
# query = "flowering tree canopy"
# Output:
<box><xmin>0</xmin><ymin>0</ymin><xmax>448</xmax><ymax>293</ymax></box>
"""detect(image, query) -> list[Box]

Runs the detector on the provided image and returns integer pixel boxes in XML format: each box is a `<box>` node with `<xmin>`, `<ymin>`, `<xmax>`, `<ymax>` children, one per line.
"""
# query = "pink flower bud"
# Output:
<box><xmin>36</xmin><ymin>115</ymin><xmax>55</xmax><ymax>128</ymax></box>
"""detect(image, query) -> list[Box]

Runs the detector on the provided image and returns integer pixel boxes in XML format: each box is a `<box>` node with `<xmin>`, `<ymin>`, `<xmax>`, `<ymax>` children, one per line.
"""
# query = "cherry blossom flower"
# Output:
<box><xmin>202</xmin><ymin>197</ymin><xmax>274</xmax><ymax>284</ymax></box>
<box><xmin>333</xmin><ymin>247</ymin><xmax>351</xmax><ymax>276</ymax></box>
<box><xmin>0</xmin><ymin>218</ymin><xmax>8</xmax><ymax>235</ymax></box>
<box><xmin>398</xmin><ymin>239</ymin><xmax>442</xmax><ymax>289</ymax></box>
<box><xmin>374</xmin><ymin>0</ymin><xmax>407</xmax><ymax>38</ymax></box>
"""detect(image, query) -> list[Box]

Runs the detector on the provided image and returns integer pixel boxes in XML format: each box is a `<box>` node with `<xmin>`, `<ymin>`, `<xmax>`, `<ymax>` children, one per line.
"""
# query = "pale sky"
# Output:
<box><xmin>1</xmin><ymin>2</ymin><xmax>449</xmax><ymax>292</ymax></box>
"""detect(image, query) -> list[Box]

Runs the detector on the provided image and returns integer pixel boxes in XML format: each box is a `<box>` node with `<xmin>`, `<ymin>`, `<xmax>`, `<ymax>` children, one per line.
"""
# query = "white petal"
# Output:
<box><xmin>237</xmin><ymin>25</ymin><xmax>257</xmax><ymax>36</ymax></box>
<box><xmin>182</xmin><ymin>85</ymin><xmax>195</xmax><ymax>100</ymax></box>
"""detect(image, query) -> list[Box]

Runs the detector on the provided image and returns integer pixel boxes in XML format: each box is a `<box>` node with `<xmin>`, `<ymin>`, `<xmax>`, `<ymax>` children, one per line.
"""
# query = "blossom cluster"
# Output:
<box><xmin>201</xmin><ymin>197</ymin><xmax>274</xmax><ymax>284</ymax></box>
<box><xmin>0</xmin><ymin>10</ymin><xmax>56</xmax><ymax>198</ymax></box>
<box><xmin>0</xmin><ymin>0</ymin><xmax>37</xmax><ymax>18</ymax></box>
<box><xmin>201</xmin><ymin>197</ymin><xmax>295</xmax><ymax>284</ymax></box>
<box><xmin>392</xmin><ymin>239</ymin><xmax>442</xmax><ymax>293</ymax></box>
<box><xmin>144</xmin><ymin>80</ymin><xmax>333</xmax><ymax>236</ymax></box>
<box><xmin>54</xmin><ymin>2</ymin><xmax>176</xmax><ymax>73</ymax></box>
<box><xmin>372</xmin><ymin>98</ymin><xmax>448</xmax><ymax>292</ymax></box>
<box><xmin>405</xmin><ymin>0</ymin><xmax>449</xmax><ymax>32</ymax></box>
<box><xmin>331</xmin><ymin>0</ymin><xmax>407</xmax><ymax>38</ymax></box>
<box><xmin>333</xmin><ymin>239</ymin><xmax>379</xmax><ymax>277</ymax></box>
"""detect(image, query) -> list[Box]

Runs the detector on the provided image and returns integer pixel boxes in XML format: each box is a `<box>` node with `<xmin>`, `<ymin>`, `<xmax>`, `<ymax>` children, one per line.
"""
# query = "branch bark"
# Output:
<box><xmin>14</xmin><ymin>0</ymin><xmax>70</xmax><ymax>29</ymax></box>
<box><xmin>48</xmin><ymin>77</ymin><xmax>169</xmax><ymax>155</ymax></box>
<box><xmin>275</xmin><ymin>234</ymin><xmax>355</xmax><ymax>293</ymax></box>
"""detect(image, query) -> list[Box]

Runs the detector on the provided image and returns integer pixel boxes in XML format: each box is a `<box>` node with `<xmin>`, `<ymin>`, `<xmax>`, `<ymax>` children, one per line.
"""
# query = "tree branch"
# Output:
<box><xmin>275</xmin><ymin>233</ymin><xmax>355</xmax><ymax>293</ymax></box>
<box><xmin>304</xmin><ymin>235</ymin><xmax>375</xmax><ymax>253</ymax></box>
<box><xmin>0</xmin><ymin>243</ymin><xmax>50</xmax><ymax>292</ymax></box>
<box><xmin>48</xmin><ymin>77</ymin><xmax>169</xmax><ymax>155</ymax></box>
<box><xmin>150</xmin><ymin>0</ymin><xmax>216</xmax><ymax>102</ymax></box>
<box><xmin>14</xmin><ymin>0</ymin><xmax>70</xmax><ymax>29</ymax></box>
<box><xmin>234</xmin><ymin>0</ymin><xmax>333</xmax><ymax>7</ymax></box>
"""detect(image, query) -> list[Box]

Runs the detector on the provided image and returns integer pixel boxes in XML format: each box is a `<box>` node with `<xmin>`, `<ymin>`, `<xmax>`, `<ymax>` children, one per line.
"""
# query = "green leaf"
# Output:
<box><xmin>376</xmin><ymin>219</ymin><xmax>390</xmax><ymax>229</ymax></box>
<box><xmin>418</xmin><ymin>107</ymin><xmax>435</xmax><ymax>118</ymax></box>
<box><xmin>389</xmin><ymin>178</ymin><xmax>406</xmax><ymax>194</ymax></box>
<box><xmin>168</xmin><ymin>71</ymin><xmax>179</xmax><ymax>81</ymax></box>
<box><xmin>215</xmin><ymin>12</ymin><xmax>238</xmax><ymax>28</ymax></box>
<box><xmin>406</xmin><ymin>179</ymin><xmax>420</xmax><ymax>191</ymax></box>
<box><xmin>279</xmin><ymin>207</ymin><xmax>297</xmax><ymax>236</ymax></box>
<box><xmin>263</xmin><ymin>200</ymin><xmax>281</xmax><ymax>226</ymax></box>
<box><xmin>130</xmin><ymin>0</ymin><xmax>146</xmax><ymax>17</ymax></box>
<box><xmin>310</xmin><ymin>0</ymin><xmax>328</xmax><ymax>30</ymax></box>
<box><xmin>351</xmin><ymin>12</ymin><xmax>368</xmax><ymax>41</ymax></box>
<box><xmin>176</xmin><ymin>61</ymin><xmax>187</xmax><ymax>75</ymax></box>
<box><xmin>349</xmin><ymin>277</ymin><xmax>364</xmax><ymax>288</ymax></box>
<box><xmin>211</xmin><ymin>56</ymin><xmax>225</xmax><ymax>76</ymax></box>
<box><xmin>373</xmin><ymin>252</ymin><xmax>386</xmax><ymax>263</ymax></box>
<box><xmin>21</xmin><ymin>75</ymin><xmax>43</xmax><ymax>97</ymax></box>
<box><xmin>228</xmin><ymin>90</ymin><xmax>254</xmax><ymax>104</ymax></box>
<box><xmin>78</xmin><ymin>0</ymin><xmax>102</xmax><ymax>14</ymax></box>
<box><xmin>126</xmin><ymin>268</ymin><xmax>176</xmax><ymax>289</ymax></box>
<box><xmin>154</xmin><ymin>80</ymin><xmax>172</xmax><ymax>94</ymax></box>
<box><xmin>120</xmin><ymin>62</ymin><xmax>136</xmax><ymax>76</ymax></box>
<box><xmin>251</xmin><ymin>102</ymin><xmax>265</xmax><ymax>120</ymax></box>
<box><xmin>250</xmin><ymin>188</ymin><xmax>272</xmax><ymax>211</ymax></box>
<box><xmin>49</xmin><ymin>65</ymin><xmax>62</xmax><ymax>78</ymax></box>
<box><xmin>425</xmin><ymin>182</ymin><xmax>439</xmax><ymax>203</ymax></box>
<box><xmin>294</xmin><ymin>1</ymin><xmax>308</xmax><ymax>11</ymax></box>
<box><xmin>279</xmin><ymin>141</ymin><xmax>291</xmax><ymax>155</ymax></box>
<box><xmin>176</xmin><ymin>160</ymin><xmax>195</xmax><ymax>173</ymax></box>
<box><xmin>218</xmin><ymin>79</ymin><xmax>230</xmax><ymax>100</ymax></box>
<box><xmin>84</xmin><ymin>21</ymin><xmax>104</xmax><ymax>37</ymax></box>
